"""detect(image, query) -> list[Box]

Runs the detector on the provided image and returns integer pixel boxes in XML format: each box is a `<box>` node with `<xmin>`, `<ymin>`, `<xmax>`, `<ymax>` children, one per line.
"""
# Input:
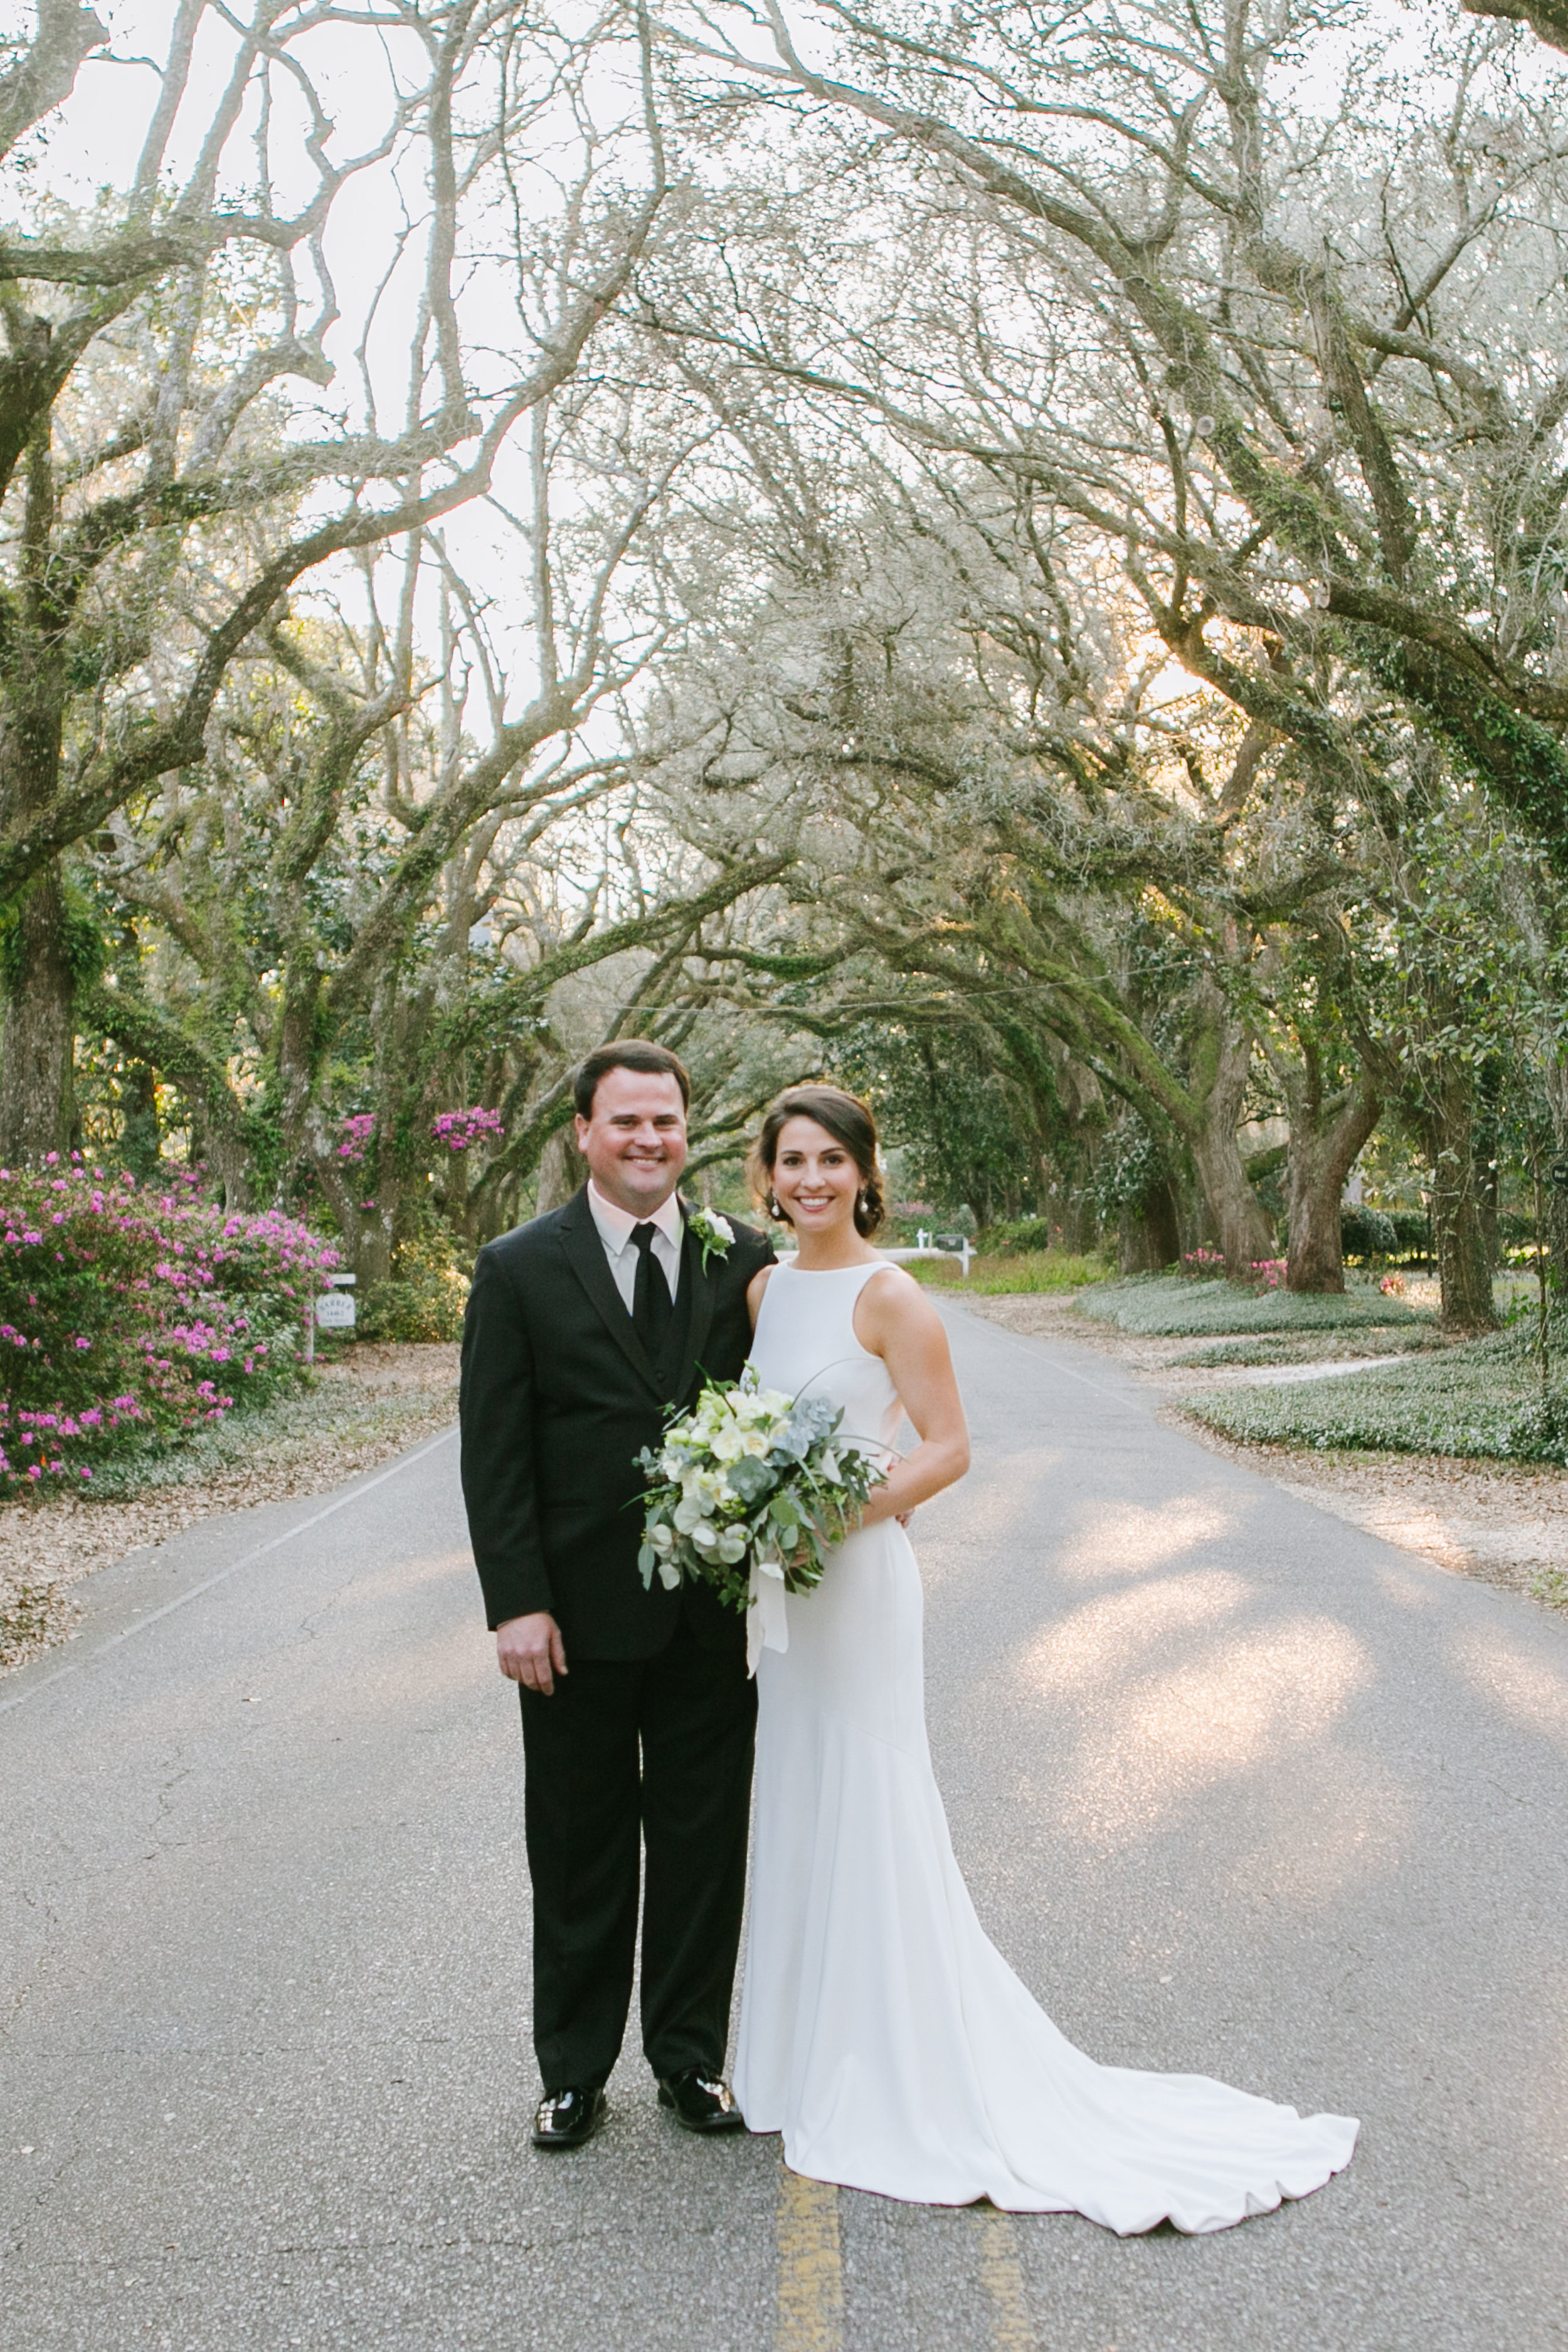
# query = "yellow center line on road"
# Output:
<box><xmin>775</xmin><ymin>2166</ymin><xmax>843</xmax><ymax>2351</ymax></box>
<box><xmin>976</xmin><ymin>2206</ymin><xmax>1036</xmax><ymax>2350</ymax></box>
<box><xmin>773</xmin><ymin>2165</ymin><xmax>1039</xmax><ymax>2351</ymax></box>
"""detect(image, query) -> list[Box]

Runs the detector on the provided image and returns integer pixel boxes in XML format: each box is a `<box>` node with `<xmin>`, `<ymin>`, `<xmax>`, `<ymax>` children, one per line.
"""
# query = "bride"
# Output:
<box><xmin>733</xmin><ymin>1083</ymin><xmax>1359</xmax><ymax>2233</ymax></box>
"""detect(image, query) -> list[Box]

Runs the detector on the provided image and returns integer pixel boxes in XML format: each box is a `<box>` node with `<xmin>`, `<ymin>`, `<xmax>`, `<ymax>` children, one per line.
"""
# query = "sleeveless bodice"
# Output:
<box><xmin>748</xmin><ymin>1260</ymin><xmax>904</xmax><ymax>1462</ymax></box>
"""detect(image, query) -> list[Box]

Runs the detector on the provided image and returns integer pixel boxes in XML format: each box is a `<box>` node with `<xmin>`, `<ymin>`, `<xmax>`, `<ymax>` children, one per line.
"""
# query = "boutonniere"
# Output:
<box><xmin>686</xmin><ymin>1203</ymin><xmax>735</xmax><ymax>1274</ymax></box>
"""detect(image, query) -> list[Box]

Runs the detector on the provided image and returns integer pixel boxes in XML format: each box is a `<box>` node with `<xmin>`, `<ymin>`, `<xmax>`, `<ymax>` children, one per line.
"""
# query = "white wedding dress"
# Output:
<box><xmin>734</xmin><ymin>1260</ymin><xmax>1359</xmax><ymax>2232</ymax></box>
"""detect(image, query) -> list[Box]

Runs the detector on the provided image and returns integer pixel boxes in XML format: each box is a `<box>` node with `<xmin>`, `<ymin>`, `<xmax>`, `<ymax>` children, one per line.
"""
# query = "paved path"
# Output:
<box><xmin>3</xmin><ymin>1305</ymin><xmax>1566</xmax><ymax>2351</ymax></box>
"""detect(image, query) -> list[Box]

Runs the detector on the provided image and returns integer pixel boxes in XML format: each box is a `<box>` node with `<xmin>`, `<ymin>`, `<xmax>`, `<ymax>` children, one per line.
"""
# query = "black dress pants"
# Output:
<box><xmin>519</xmin><ymin>1616</ymin><xmax>757</xmax><ymax>2092</ymax></box>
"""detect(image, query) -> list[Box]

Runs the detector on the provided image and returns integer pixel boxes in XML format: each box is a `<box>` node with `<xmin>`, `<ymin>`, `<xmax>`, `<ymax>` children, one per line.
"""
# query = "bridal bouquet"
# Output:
<box><xmin>635</xmin><ymin>1371</ymin><xmax>886</xmax><ymax>1613</ymax></box>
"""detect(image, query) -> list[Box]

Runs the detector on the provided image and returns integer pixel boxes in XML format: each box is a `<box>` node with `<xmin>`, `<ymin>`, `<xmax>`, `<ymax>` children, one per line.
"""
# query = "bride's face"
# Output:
<box><xmin>770</xmin><ymin>1117</ymin><xmax>862</xmax><ymax>1237</ymax></box>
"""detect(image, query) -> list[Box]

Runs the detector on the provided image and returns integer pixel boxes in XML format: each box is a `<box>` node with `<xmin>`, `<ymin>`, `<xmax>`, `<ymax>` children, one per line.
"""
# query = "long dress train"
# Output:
<box><xmin>733</xmin><ymin>1259</ymin><xmax>1358</xmax><ymax>2233</ymax></box>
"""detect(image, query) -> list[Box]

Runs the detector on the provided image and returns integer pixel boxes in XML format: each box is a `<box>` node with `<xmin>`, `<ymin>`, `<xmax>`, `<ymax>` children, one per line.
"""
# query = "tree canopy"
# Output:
<box><xmin>1</xmin><ymin>0</ymin><xmax>1565</xmax><ymax>1334</ymax></box>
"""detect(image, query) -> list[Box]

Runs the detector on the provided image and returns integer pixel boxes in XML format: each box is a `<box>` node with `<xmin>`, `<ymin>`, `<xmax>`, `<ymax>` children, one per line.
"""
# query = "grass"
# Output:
<box><xmin>904</xmin><ymin>1250</ymin><xmax>1110</xmax><ymax>1296</ymax></box>
<box><xmin>1076</xmin><ymin>1273</ymin><xmax>1425</xmax><ymax>1339</ymax></box>
<box><xmin>1184</xmin><ymin>1320</ymin><xmax>1568</xmax><ymax>1464</ymax></box>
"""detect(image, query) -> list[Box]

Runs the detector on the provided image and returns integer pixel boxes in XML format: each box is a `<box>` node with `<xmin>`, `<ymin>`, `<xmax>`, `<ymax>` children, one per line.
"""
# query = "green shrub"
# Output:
<box><xmin>974</xmin><ymin>1218</ymin><xmax>1058</xmax><ymax>1257</ymax></box>
<box><xmin>1077</xmin><ymin>1273</ymin><xmax>1424</xmax><ymax>1338</ymax></box>
<box><xmin>1341</xmin><ymin>1205</ymin><xmax>1429</xmax><ymax>1260</ymax></box>
<box><xmin>1185</xmin><ymin>1322</ymin><xmax>1568</xmax><ymax>1462</ymax></box>
<box><xmin>1340</xmin><ymin>1205</ymin><xmax>1397</xmax><ymax>1258</ymax></box>
<box><xmin>356</xmin><ymin>1225</ymin><xmax>470</xmax><ymax>1343</ymax></box>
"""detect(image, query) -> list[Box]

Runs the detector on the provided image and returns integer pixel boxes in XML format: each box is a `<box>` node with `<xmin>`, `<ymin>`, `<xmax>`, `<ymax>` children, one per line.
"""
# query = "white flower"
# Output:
<box><xmin>688</xmin><ymin>1205</ymin><xmax>735</xmax><ymax>1271</ymax></box>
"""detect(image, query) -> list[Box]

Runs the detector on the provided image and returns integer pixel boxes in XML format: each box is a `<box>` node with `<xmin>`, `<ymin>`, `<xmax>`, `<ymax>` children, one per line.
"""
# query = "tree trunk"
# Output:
<box><xmin>273</xmin><ymin>963</ymin><xmax>325</xmax><ymax>1190</ymax></box>
<box><xmin>1119</xmin><ymin>1173</ymin><xmax>1180</xmax><ymax>1272</ymax></box>
<box><xmin>1190</xmin><ymin>1125</ymin><xmax>1276</xmax><ymax>1275</ymax></box>
<box><xmin>1422</xmin><ymin>1073</ymin><xmax>1499</xmax><ymax>1333</ymax></box>
<box><xmin>535</xmin><ymin>1124</ymin><xmax>581</xmax><ymax>1213</ymax></box>
<box><xmin>1062</xmin><ymin>1186</ymin><xmax>1099</xmax><ymax>1254</ymax></box>
<box><xmin>1477</xmin><ymin>1153</ymin><xmax>1502</xmax><ymax>1270</ymax></box>
<box><xmin>0</xmin><ymin>863</ymin><xmax>75</xmax><ymax>1163</ymax></box>
<box><xmin>0</xmin><ymin>428</ymin><xmax>73</xmax><ymax>1165</ymax></box>
<box><xmin>1284</xmin><ymin>1074</ymin><xmax>1380</xmax><ymax>1294</ymax></box>
<box><xmin>201</xmin><ymin>1121</ymin><xmax>253</xmax><ymax>1212</ymax></box>
<box><xmin>118</xmin><ymin>1057</ymin><xmax>161</xmax><ymax>1179</ymax></box>
<box><xmin>1184</xmin><ymin>984</ymin><xmax>1274</xmax><ymax>1276</ymax></box>
<box><xmin>1542</xmin><ymin>1056</ymin><xmax>1568</xmax><ymax>1292</ymax></box>
<box><xmin>354</xmin><ymin>1197</ymin><xmax>396</xmax><ymax>1286</ymax></box>
<box><xmin>1475</xmin><ymin>1069</ymin><xmax>1503</xmax><ymax>1269</ymax></box>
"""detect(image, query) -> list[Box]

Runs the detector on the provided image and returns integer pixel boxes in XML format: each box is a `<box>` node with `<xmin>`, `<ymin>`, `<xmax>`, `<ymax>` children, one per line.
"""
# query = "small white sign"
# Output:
<box><xmin>315</xmin><ymin>1291</ymin><xmax>357</xmax><ymax>1330</ymax></box>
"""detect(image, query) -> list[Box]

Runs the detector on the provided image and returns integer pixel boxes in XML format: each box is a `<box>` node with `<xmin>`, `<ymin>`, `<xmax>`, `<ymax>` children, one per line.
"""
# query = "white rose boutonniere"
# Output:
<box><xmin>687</xmin><ymin>1203</ymin><xmax>735</xmax><ymax>1274</ymax></box>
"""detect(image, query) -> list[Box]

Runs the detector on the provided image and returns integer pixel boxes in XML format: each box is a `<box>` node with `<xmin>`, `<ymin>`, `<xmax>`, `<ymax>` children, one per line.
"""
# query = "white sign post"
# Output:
<box><xmin>308</xmin><ymin>1273</ymin><xmax>358</xmax><ymax>1358</ymax></box>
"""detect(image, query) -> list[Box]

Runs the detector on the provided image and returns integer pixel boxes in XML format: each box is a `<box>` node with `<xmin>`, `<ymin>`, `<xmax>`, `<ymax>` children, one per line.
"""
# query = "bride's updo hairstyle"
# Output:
<box><xmin>748</xmin><ymin>1084</ymin><xmax>886</xmax><ymax>1239</ymax></box>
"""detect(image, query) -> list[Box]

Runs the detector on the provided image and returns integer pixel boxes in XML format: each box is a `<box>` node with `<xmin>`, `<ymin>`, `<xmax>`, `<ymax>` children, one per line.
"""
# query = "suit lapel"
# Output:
<box><xmin>556</xmin><ymin>1187</ymin><xmax>664</xmax><ymax>1402</ymax></box>
<box><xmin>673</xmin><ymin>1199</ymin><xmax>716</xmax><ymax>1402</ymax></box>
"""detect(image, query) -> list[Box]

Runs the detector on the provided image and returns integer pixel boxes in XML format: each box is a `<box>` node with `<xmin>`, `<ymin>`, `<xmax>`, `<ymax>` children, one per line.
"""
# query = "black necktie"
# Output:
<box><xmin>630</xmin><ymin>1221</ymin><xmax>672</xmax><ymax>1360</ymax></box>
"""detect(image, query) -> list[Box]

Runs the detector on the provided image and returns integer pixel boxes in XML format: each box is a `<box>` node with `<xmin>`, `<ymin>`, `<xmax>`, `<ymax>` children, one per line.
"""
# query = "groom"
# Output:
<box><xmin>459</xmin><ymin>1041</ymin><xmax>775</xmax><ymax>2150</ymax></box>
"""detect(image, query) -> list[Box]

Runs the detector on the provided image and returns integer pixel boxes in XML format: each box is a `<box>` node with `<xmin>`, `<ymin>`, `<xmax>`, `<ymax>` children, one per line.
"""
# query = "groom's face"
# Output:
<box><xmin>576</xmin><ymin>1067</ymin><xmax>689</xmax><ymax>1216</ymax></box>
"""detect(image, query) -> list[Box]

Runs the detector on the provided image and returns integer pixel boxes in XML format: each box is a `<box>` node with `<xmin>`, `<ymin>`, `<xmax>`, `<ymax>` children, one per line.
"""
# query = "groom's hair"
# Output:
<box><xmin>573</xmin><ymin>1040</ymin><xmax>692</xmax><ymax>1120</ymax></box>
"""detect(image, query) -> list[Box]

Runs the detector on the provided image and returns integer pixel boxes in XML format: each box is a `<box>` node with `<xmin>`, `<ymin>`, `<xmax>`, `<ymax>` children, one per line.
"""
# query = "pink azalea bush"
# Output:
<box><xmin>432</xmin><ymin>1105</ymin><xmax>503</xmax><ymax>1154</ymax></box>
<box><xmin>337</xmin><ymin>1113</ymin><xmax>377</xmax><ymax>1164</ymax></box>
<box><xmin>1249</xmin><ymin>1258</ymin><xmax>1288</xmax><ymax>1291</ymax></box>
<box><xmin>1180</xmin><ymin>1247</ymin><xmax>1227</xmax><ymax>1278</ymax></box>
<box><xmin>0</xmin><ymin>1157</ymin><xmax>338</xmax><ymax>1498</ymax></box>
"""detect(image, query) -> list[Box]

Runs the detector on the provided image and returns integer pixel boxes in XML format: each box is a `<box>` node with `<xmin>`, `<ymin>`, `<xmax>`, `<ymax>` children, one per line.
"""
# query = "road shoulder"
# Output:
<box><xmin>960</xmin><ymin>1291</ymin><xmax>1568</xmax><ymax>1614</ymax></box>
<box><xmin>0</xmin><ymin>1342</ymin><xmax>458</xmax><ymax>1675</ymax></box>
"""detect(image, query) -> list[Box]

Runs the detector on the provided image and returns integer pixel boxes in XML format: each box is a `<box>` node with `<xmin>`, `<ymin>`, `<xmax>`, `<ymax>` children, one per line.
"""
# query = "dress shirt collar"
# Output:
<box><xmin>586</xmin><ymin>1178</ymin><xmax>684</xmax><ymax>1253</ymax></box>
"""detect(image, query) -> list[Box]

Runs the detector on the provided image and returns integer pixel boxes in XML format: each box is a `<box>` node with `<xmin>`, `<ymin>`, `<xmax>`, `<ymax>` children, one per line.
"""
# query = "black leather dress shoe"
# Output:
<box><xmin>531</xmin><ymin>2085</ymin><xmax>607</xmax><ymax>2150</ymax></box>
<box><xmin>657</xmin><ymin>2069</ymin><xmax>746</xmax><ymax>2133</ymax></box>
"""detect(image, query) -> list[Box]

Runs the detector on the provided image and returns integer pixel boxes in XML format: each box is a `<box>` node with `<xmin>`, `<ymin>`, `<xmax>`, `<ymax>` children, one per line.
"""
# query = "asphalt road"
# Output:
<box><xmin>3</xmin><ymin>1302</ymin><xmax>1566</xmax><ymax>2351</ymax></box>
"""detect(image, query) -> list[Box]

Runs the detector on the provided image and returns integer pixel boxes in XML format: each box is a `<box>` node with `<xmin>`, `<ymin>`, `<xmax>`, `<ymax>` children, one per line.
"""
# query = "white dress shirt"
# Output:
<box><xmin>586</xmin><ymin>1179</ymin><xmax>683</xmax><ymax>1313</ymax></box>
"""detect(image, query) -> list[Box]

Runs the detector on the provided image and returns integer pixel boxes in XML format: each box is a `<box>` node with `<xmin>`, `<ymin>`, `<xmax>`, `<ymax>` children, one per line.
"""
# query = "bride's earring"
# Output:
<box><xmin>767</xmin><ymin>1190</ymin><xmax>781</xmax><ymax>1218</ymax></box>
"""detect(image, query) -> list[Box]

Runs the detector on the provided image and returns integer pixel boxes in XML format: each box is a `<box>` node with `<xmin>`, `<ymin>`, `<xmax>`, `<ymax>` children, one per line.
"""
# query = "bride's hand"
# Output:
<box><xmin>855</xmin><ymin>1486</ymin><xmax>913</xmax><ymax>1532</ymax></box>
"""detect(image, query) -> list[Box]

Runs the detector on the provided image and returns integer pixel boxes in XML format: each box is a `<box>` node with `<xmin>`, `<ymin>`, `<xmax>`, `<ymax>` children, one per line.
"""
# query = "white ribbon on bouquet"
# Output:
<box><xmin>746</xmin><ymin>1554</ymin><xmax>790</xmax><ymax>1676</ymax></box>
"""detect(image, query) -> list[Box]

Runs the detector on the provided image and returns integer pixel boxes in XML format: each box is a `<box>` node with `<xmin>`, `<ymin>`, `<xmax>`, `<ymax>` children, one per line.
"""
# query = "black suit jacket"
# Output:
<box><xmin>459</xmin><ymin>1185</ymin><xmax>775</xmax><ymax>1660</ymax></box>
